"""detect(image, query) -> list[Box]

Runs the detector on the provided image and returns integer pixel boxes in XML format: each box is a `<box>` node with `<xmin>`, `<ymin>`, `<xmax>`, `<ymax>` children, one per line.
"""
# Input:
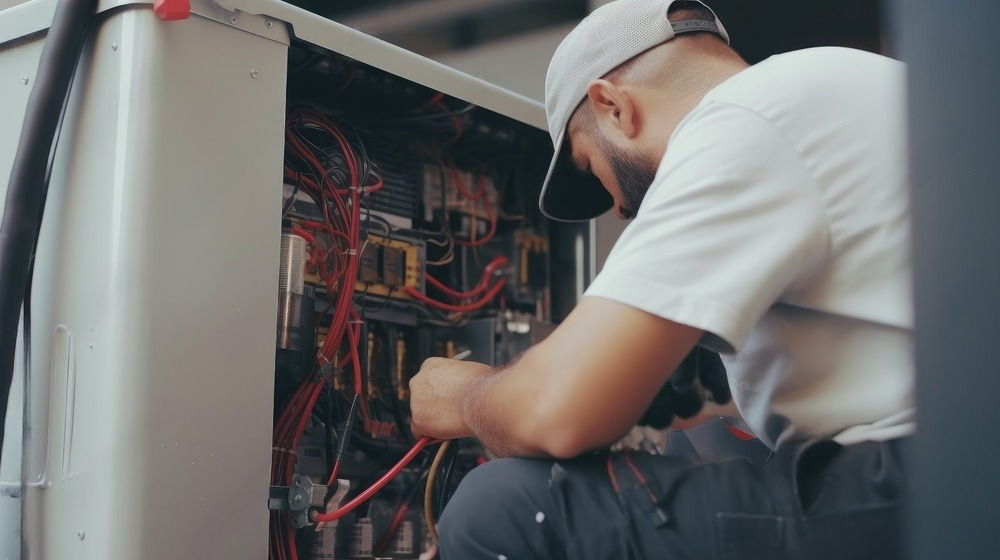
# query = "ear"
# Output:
<box><xmin>584</xmin><ymin>79</ymin><xmax>640</xmax><ymax>140</ymax></box>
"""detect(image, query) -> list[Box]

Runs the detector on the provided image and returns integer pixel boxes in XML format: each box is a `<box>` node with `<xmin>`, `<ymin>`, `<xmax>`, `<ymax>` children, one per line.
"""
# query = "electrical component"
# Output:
<box><xmin>275</xmin><ymin>232</ymin><xmax>317</xmax><ymax>412</ymax></box>
<box><xmin>395</xmin><ymin>336</ymin><xmax>409</xmax><ymax>401</ymax></box>
<box><xmin>272</xmin><ymin>43</ymin><xmax>558</xmax><ymax>560</ymax></box>
<box><xmin>422</xmin><ymin>163</ymin><xmax>499</xmax><ymax>246</ymax></box>
<box><xmin>354</xmin><ymin>233</ymin><xmax>424</xmax><ymax>302</ymax></box>
<box><xmin>359</xmin><ymin>241</ymin><xmax>382</xmax><ymax>284</ymax></box>
<box><xmin>518</xmin><ymin>232</ymin><xmax>549</xmax><ymax>291</ymax></box>
<box><xmin>382</xmin><ymin>246</ymin><xmax>406</xmax><ymax>287</ymax></box>
<box><xmin>350</xmin><ymin>517</ymin><xmax>374</xmax><ymax>558</ymax></box>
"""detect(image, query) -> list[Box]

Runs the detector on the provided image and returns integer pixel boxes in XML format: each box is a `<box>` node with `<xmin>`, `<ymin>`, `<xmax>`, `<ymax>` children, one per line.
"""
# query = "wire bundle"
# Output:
<box><xmin>271</xmin><ymin>107</ymin><xmax>510</xmax><ymax>559</ymax></box>
<box><xmin>270</xmin><ymin>109</ymin><xmax>375</xmax><ymax>560</ymax></box>
<box><xmin>407</xmin><ymin>255</ymin><xmax>508</xmax><ymax>313</ymax></box>
<box><xmin>444</xmin><ymin>160</ymin><xmax>498</xmax><ymax>248</ymax></box>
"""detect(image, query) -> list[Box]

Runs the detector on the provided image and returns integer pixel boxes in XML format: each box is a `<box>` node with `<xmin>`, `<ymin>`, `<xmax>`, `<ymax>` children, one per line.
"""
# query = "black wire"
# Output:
<box><xmin>324</xmin><ymin>390</ymin><xmax>337</xmax><ymax>474</ymax></box>
<box><xmin>0</xmin><ymin>0</ymin><xmax>98</xmax><ymax>457</ymax></box>
<box><xmin>361</xmin><ymin>289</ymin><xmax>394</xmax><ymax>316</ymax></box>
<box><xmin>281</xmin><ymin>173</ymin><xmax>304</xmax><ymax>218</ymax></box>
<box><xmin>364</xmin><ymin>211</ymin><xmax>395</xmax><ymax>238</ymax></box>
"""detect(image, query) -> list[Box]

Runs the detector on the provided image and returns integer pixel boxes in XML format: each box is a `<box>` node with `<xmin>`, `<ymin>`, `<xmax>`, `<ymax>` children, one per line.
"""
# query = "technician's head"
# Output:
<box><xmin>538</xmin><ymin>0</ymin><xmax>744</xmax><ymax>221</ymax></box>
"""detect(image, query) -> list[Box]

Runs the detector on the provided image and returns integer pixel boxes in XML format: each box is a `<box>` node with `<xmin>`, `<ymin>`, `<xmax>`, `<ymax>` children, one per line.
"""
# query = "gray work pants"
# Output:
<box><xmin>438</xmin><ymin>437</ymin><xmax>908</xmax><ymax>559</ymax></box>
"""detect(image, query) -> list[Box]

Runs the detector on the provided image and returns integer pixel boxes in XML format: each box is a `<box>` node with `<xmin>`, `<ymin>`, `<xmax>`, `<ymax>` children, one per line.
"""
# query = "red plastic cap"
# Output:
<box><xmin>154</xmin><ymin>0</ymin><xmax>191</xmax><ymax>20</ymax></box>
<box><xmin>725</xmin><ymin>424</ymin><xmax>757</xmax><ymax>441</ymax></box>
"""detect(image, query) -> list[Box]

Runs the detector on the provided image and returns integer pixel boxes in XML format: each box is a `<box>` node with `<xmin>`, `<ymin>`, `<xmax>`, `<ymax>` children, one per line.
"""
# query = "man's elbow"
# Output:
<box><xmin>537</xmin><ymin>429</ymin><xmax>598</xmax><ymax>460</ymax></box>
<box><xmin>519</xmin><ymin>402</ymin><xmax>624</xmax><ymax>460</ymax></box>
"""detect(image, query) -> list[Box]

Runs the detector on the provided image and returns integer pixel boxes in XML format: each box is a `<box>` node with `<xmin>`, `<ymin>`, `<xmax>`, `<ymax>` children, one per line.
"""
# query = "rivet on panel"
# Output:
<box><xmin>250</xmin><ymin>69</ymin><xmax>260</xmax><ymax>79</ymax></box>
<box><xmin>22</xmin><ymin>77</ymin><xmax>29</xmax><ymax>85</ymax></box>
<box><xmin>111</xmin><ymin>43</ymin><xmax>118</xmax><ymax>51</ymax></box>
<box><xmin>265</xmin><ymin>20</ymin><xmax>274</xmax><ymax>28</ymax></box>
<box><xmin>77</xmin><ymin>530</ymin><xmax>86</xmax><ymax>540</ymax></box>
<box><xmin>231</xmin><ymin>16</ymin><xmax>238</xmax><ymax>24</ymax></box>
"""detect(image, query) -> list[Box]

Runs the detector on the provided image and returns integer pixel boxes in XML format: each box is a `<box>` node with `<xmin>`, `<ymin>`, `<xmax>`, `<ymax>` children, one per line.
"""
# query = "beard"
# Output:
<box><xmin>597</xmin><ymin>134</ymin><xmax>658</xmax><ymax>219</ymax></box>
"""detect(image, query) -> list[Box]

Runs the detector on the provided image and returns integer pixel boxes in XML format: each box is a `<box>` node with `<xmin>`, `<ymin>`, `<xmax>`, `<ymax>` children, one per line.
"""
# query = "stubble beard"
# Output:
<box><xmin>598</xmin><ymin>134</ymin><xmax>658</xmax><ymax>219</ymax></box>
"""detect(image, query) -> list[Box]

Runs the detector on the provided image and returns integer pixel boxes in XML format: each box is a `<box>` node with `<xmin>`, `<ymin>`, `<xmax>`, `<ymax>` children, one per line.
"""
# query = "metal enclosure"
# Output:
<box><xmin>0</xmin><ymin>1</ymin><xmax>588</xmax><ymax>558</ymax></box>
<box><xmin>892</xmin><ymin>1</ymin><xmax>1000</xmax><ymax>559</ymax></box>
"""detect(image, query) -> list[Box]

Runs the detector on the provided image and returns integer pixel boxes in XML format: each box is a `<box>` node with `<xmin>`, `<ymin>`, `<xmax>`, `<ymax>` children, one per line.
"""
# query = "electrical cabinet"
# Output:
<box><xmin>0</xmin><ymin>1</ymin><xmax>593</xmax><ymax>558</ymax></box>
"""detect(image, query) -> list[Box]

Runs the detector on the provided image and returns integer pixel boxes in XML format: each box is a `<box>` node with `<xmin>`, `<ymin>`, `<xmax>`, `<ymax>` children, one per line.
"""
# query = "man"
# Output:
<box><xmin>409</xmin><ymin>0</ymin><xmax>913</xmax><ymax>558</ymax></box>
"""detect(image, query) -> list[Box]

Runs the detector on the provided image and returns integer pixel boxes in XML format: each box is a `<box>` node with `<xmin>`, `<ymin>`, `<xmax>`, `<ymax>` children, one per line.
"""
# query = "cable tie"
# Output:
<box><xmin>272</xmin><ymin>446</ymin><xmax>298</xmax><ymax>455</ymax></box>
<box><xmin>318</xmin><ymin>361</ymin><xmax>335</xmax><ymax>380</ymax></box>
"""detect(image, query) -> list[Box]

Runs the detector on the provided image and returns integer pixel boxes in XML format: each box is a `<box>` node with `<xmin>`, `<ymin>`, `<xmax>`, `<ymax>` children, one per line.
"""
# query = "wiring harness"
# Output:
<box><xmin>271</xmin><ymin>104</ymin><xmax>512</xmax><ymax>559</ymax></box>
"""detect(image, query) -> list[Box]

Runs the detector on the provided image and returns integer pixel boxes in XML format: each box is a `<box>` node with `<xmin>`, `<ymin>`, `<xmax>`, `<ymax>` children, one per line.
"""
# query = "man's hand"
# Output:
<box><xmin>409</xmin><ymin>357</ymin><xmax>495</xmax><ymax>440</ymax></box>
<box><xmin>405</xmin><ymin>298</ymin><xmax>704</xmax><ymax>459</ymax></box>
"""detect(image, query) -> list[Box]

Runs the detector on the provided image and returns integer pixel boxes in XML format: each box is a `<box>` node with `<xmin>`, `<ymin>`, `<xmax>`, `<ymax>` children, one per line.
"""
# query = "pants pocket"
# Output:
<box><xmin>715</xmin><ymin>513</ymin><xmax>786</xmax><ymax>560</ymax></box>
<box><xmin>800</xmin><ymin>504</ymin><xmax>901</xmax><ymax>560</ymax></box>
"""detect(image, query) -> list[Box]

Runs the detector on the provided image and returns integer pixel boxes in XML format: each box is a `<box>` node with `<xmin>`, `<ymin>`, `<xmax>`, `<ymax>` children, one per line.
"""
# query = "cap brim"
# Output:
<box><xmin>538</xmin><ymin>131</ymin><xmax>613</xmax><ymax>222</ymax></box>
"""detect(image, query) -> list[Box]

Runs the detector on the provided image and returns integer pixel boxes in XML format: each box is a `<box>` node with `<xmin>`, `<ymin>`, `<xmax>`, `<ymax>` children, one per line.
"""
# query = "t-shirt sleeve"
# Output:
<box><xmin>584</xmin><ymin>102</ymin><xmax>830</xmax><ymax>353</ymax></box>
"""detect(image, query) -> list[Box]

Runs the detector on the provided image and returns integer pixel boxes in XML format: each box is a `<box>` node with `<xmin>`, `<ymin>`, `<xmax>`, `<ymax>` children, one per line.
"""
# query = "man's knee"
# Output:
<box><xmin>439</xmin><ymin>458</ymin><xmax>546</xmax><ymax>531</ymax></box>
<box><xmin>438</xmin><ymin>458</ymin><xmax>556</xmax><ymax>556</ymax></box>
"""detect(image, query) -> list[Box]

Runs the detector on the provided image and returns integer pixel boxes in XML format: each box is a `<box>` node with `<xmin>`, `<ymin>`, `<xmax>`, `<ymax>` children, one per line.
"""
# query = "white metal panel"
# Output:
<box><xmin>233</xmin><ymin>0</ymin><xmax>549</xmax><ymax>130</ymax></box>
<box><xmin>16</xmin><ymin>7</ymin><xmax>287</xmax><ymax>559</ymax></box>
<box><xmin>2</xmin><ymin>0</ymin><xmax>548</xmax><ymax>130</ymax></box>
<box><xmin>0</xmin><ymin>31</ymin><xmax>44</xmax><ymax>560</ymax></box>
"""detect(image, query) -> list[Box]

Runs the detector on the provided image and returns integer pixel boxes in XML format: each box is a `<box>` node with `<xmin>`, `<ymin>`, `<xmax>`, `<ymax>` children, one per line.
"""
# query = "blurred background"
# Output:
<box><xmin>289</xmin><ymin>0</ymin><xmax>884</xmax><ymax>102</ymax></box>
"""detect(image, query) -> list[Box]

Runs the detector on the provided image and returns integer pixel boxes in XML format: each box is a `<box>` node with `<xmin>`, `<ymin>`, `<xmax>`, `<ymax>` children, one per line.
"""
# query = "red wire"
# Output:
<box><xmin>373</xmin><ymin>503</ymin><xmax>411</xmax><ymax>555</ymax></box>
<box><xmin>273</xmin><ymin>109</ymin><xmax>368</xmax><ymax>560</ymax></box>
<box><xmin>426</xmin><ymin>256</ymin><xmax>507</xmax><ymax>299</ymax></box>
<box><xmin>419</xmin><ymin>92</ymin><xmax>445</xmax><ymax>110</ymax></box>
<box><xmin>446</xmin><ymin>161</ymin><xmax>482</xmax><ymax>200</ymax></box>
<box><xmin>442</xmin><ymin>165</ymin><xmax>496</xmax><ymax>247</ymax></box>
<box><xmin>366</xmin><ymin>174</ymin><xmax>384</xmax><ymax>193</ymax></box>
<box><xmin>457</xmin><ymin>175</ymin><xmax>497</xmax><ymax>247</ymax></box>
<box><xmin>425</xmin><ymin>274</ymin><xmax>490</xmax><ymax>299</ymax></box>
<box><xmin>313</xmin><ymin>437</ymin><xmax>441</xmax><ymax>523</ymax></box>
<box><xmin>285</xmin><ymin>227</ymin><xmax>315</xmax><ymax>244</ymax></box>
<box><xmin>404</xmin><ymin>279</ymin><xmax>506</xmax><ymax>313</ymax></box>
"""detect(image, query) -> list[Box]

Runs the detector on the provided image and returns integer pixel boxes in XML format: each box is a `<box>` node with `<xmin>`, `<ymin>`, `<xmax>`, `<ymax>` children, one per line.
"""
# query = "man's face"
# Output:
<box><xmin>570</xmin><ymin>129</ymin><xmax>659</xmax><ymax>220</ymax></box>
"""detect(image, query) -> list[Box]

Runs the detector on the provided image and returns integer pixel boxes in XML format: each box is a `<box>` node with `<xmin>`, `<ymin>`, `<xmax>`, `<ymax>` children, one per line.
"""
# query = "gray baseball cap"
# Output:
<box><xmin>538</xmin><ymin>0</ymin><xmax>728</xmax><ymax>221</ymax></box>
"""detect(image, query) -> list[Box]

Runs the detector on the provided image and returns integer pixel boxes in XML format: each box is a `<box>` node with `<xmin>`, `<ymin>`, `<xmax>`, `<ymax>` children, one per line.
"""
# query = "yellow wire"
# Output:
<box><xmin>424</xmin><ymin>440</ymin><xmax>452</xmax><ymax>544</ymax></box>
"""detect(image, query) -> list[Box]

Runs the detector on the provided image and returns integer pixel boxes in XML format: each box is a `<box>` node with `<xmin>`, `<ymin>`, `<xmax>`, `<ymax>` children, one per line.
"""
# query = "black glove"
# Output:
<box><xmin>637</xmin><ymin>347</ymin><xmax>731</xmax><ymax>429</ymax></box>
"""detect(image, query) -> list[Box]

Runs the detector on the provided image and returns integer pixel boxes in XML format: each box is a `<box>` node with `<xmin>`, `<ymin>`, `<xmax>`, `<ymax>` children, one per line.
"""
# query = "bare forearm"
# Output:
<box><xmin>410</xmin><ymin>299</ymin><xmax>704</xmax><ymax>459</ymax></box>
<box><xmin>460</xmin><ymin>365</ymin><xmax>548</xmax><ymax>458</ymax></box>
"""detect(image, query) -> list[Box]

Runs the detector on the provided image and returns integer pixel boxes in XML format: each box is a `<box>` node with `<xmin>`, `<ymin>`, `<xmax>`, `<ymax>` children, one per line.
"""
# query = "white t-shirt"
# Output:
<box><xmin>584</xmin><ymin>47</ymin><xmax>914</xmax><ymax>449</ymax></box>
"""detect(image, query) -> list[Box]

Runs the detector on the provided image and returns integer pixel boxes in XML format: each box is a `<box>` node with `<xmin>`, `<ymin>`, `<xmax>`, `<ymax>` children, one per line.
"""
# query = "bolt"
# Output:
<box><xmin>265</xmin><ymin>20</ymin><xmax>273</xmax><ymax>28</ymax></box>
<box><xmin>77</xmin><ymin>530</ymin><xmax>86</xmax><ymax>540</ymax></box>
<box><xmin>250</xmin><ymin>68</ymin><xmax>260</xmax><ymax>79</ymax></box>
<box><xmin>230</xmin><ymin>16</ymin><xmax>238</xmax><ymax>24</ymax></box>
<box><xmin>111</xmin><ymin>43</ymin><xmax>118</xmax><ymax>51</ymax></box>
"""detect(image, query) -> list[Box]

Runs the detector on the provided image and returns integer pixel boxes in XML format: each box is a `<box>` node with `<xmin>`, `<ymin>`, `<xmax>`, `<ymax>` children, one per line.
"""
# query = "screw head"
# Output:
<box><xmin>22</xmin><ymin>77</ymin><xmax>29</xmax><ymax>85</ymax></box>
<box><xmin>77</xmin><ymin>530</ymin><xmax>86</xmax><ymax>540</ymax></box>
<box><xmin>230</xmin><ymin>16</ymin><xmax>238</xmax><ymax>24</ymax></box>
<box><xmin>250</xmin><ymin>69</ymin><xmax>260</xmax><ymax>79</ymax></box>
<box><xmin>111</xmin><ymin>43</ymin><xmax>118</xmax><ymax>51</ymax></box>
<box><xmin>265</xmin><ymin>20</ymin><xmax>273</xmax><ymax>28</ymax></box>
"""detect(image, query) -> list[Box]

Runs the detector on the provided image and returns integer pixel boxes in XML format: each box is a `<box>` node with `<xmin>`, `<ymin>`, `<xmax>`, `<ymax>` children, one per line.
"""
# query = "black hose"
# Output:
<box><xmin>0</xmin><ymin>0</ymin><xmax>98</xmax><ymax>453</ymax></box>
